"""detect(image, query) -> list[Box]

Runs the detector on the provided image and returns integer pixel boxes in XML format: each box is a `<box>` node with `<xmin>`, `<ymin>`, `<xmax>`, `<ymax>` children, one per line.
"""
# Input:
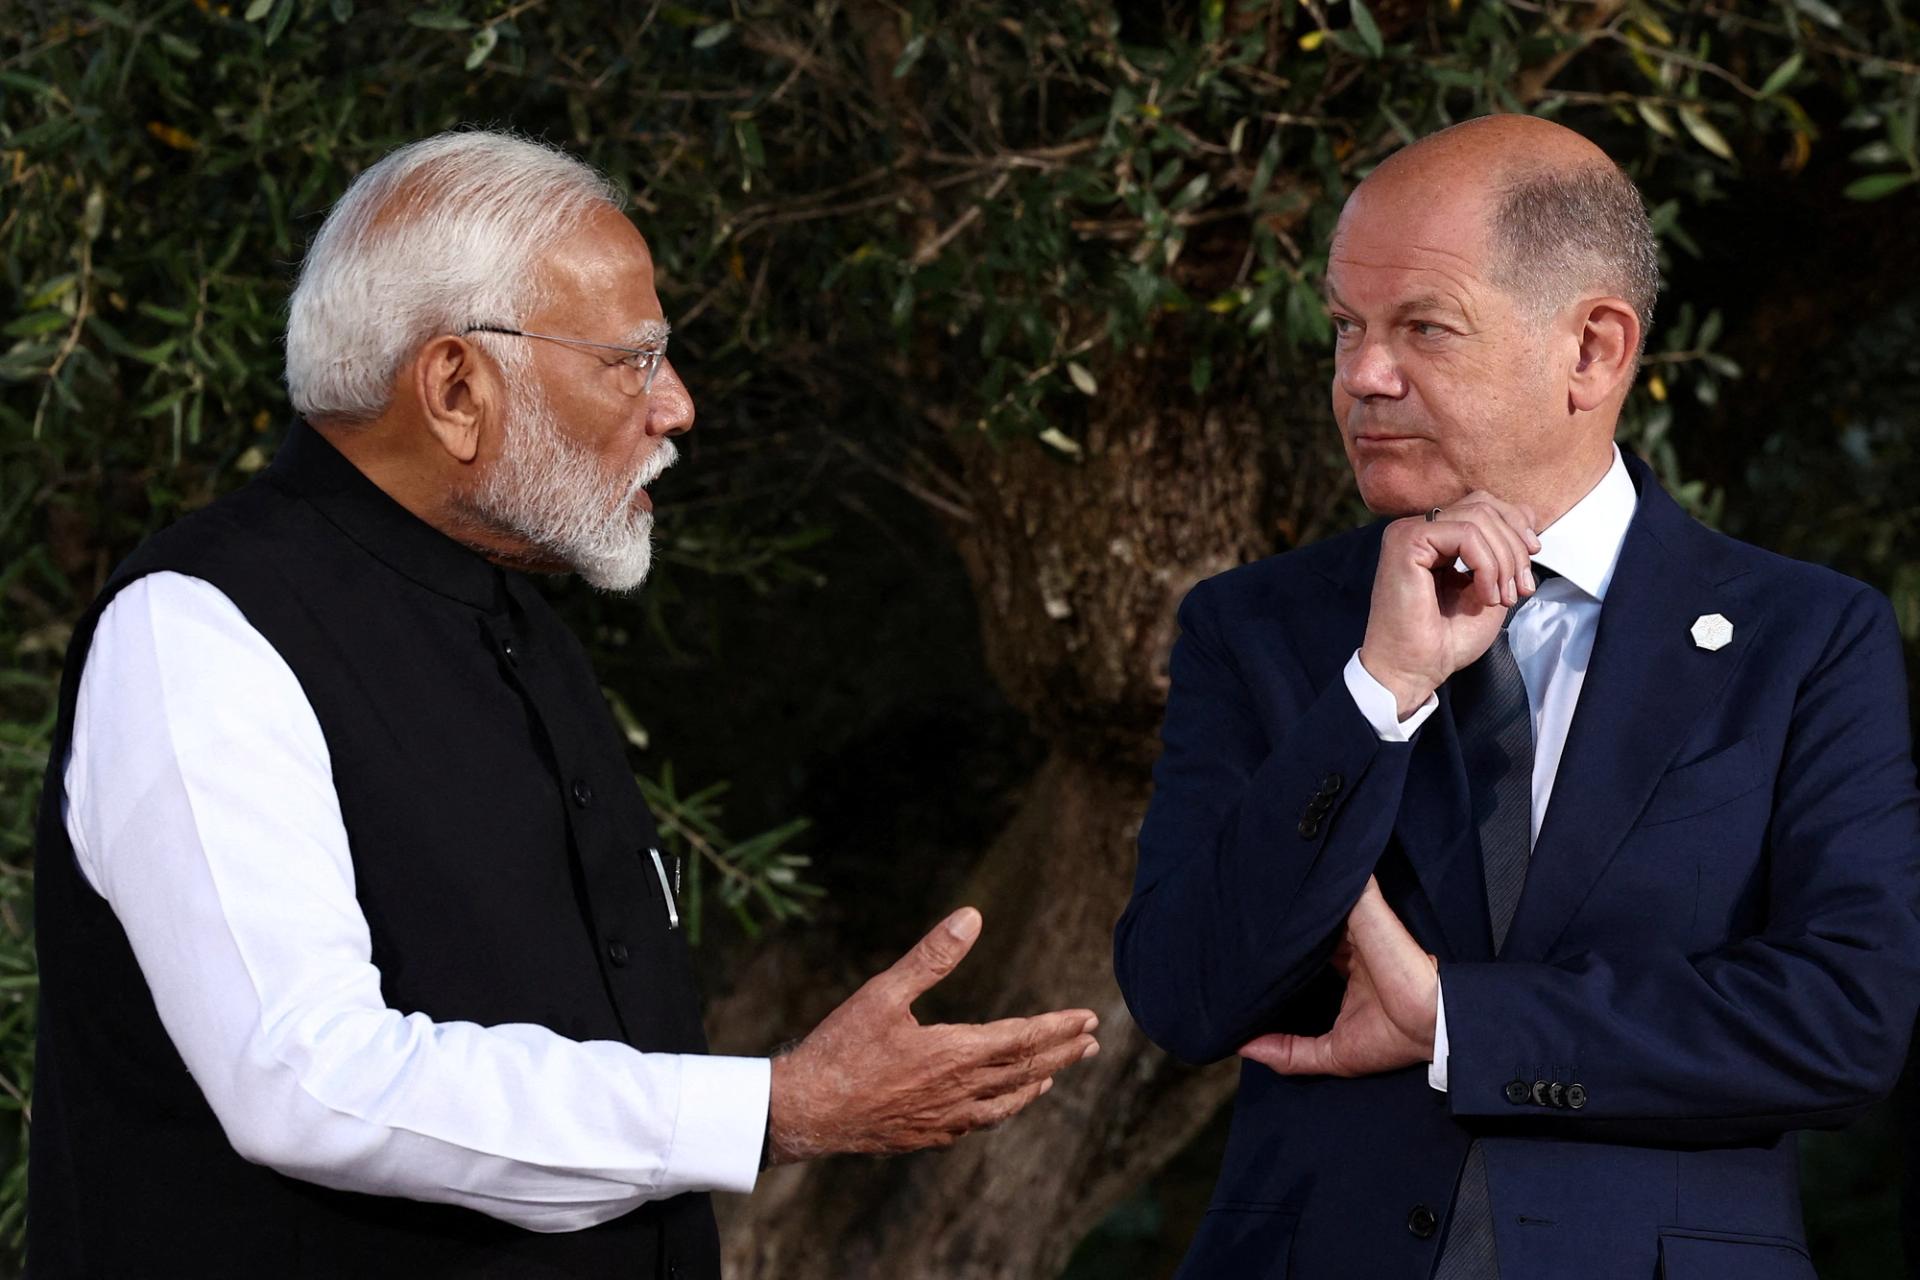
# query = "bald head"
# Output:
<box><xmin>1346</xmin><ymin>115</ymin><xmax>1660</xmax><ymax>355</ymax></box>
<box><xmin>1323</xmin><ymin>115</ymin><xmax>1654</xmax><ymax>522</ymax></box>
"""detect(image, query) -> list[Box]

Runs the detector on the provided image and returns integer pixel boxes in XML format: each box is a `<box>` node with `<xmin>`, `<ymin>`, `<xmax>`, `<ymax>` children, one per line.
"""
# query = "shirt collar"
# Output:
<box><xmin>1533</xmin><ymin>444</ymin><xmax>1637</xmax><ymax>602</ymax></box>
<box><xmin>265</xmin><ymin>418</ymin><xmax>506</xmax><ymax>612</ymax></box>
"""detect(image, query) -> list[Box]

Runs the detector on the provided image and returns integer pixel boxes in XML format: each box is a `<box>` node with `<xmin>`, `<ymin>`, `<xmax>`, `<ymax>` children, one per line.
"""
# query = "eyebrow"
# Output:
<box><xmin>622</xmin><ymin>319</ymin><xmax>671</xmax><ymax>347</ymax></box>
<box><xmin>1321</xmin><ymin>282</ymin><xmax>1465</xmax><ymax>319</ymax></box>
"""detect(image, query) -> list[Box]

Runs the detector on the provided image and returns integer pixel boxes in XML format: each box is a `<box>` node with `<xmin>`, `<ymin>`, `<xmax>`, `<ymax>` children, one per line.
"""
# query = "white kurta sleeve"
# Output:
<box><xmin>62</xmin><ymin>571</ymin><xmax>768</xmax><ymax>1232</ymax></box>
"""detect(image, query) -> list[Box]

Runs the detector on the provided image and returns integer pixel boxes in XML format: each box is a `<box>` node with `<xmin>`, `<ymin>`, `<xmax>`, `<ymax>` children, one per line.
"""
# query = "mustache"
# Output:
<box><xmin>624</xmin><ymin>438</ymin><xmax>678</xmax><ymax>502</ymax></box>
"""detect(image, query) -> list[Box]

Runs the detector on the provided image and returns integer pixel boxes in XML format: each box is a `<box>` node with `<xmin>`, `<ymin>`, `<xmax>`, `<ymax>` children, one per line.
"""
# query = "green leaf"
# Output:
<box><xmin>1636</xmin><ymin>101</ymin><xmax>1677</xmax><ymax>139</ymax></box>
<box><xmin>1677</xmin><ymin>106</ymin><xmax>1735</xmax><ymax>162</ymax></box>
<box><xmin>3</xmin><ymin>311</ymin><xmax>68</xmax><ymax>338</ymax></box>
<box><xmin>693</xmin><ymin>21</ymin><xmax>734</xmax><ymax>49</ymax></box>
<box><xmin>136</xmin><ymin>302</ymin><xmax>193</xmax><ymax>326</ymax></box>
<box><xmin>465</xmin><ymin>24</ymin><xmax>498</xmax><ymax>70</ymax></box>
<box><xmin>407</xmin><ymin>10</ymin><xmax>473</xmax><ymax>31</ymax></box>
<box><xmin>892</xmin><ymin>33</ymin><xmax>928</xmax><ymax>78</ymax></box>
<box><xmin>243</xmin><ymin>0</ymin><xmax>273</xmax><ymax>19</ymax></box>
<box><xmin>1249</xmin><ymin>135</ymin><xmax>1282</xmax><ymax>201</ymax></box>
<box><xmin>1038</xmin><ymin>426</ymin><xmax>1083</xmax><ymax>457</ymax></box>
<box><xmin>1350</xmin><ymin>0</ymin><xmax>1384</xmax><ymax>59</ymax></box>
<box><xmin>1843</xmin><ymin>172</ymin><xmax>1917</xmax><ymax>201</ymax></box>
<box><xmin>1758</xmin><ymin>52</ymin><xmax>1803</xmax><ymax>99</ymax></box>
<box><xmin>1790</xmin><ymin>0</ymin><xmax>1844</xmax><ymax>30</ymax></box>
<box><xmin>735</xmin><ymin>119</ymin><xmax>764</xmax><ymax>168</ymax></box>
<box><xmin>1697</xmin><ymin>309</ymin><xmax>1722</xmax><ymax>351</ymax></box>
<box><xmin>265</xmin><ymin>0</ymin><xmax>294</xmax><ymax>44</ymax></box>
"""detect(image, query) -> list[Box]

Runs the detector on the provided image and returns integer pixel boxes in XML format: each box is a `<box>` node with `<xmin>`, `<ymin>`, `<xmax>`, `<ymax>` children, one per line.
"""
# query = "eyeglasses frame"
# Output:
<box><xmin>460</xmin><ymin>323</ymin><xmax>669</xmax><ymax>397</ymax></box>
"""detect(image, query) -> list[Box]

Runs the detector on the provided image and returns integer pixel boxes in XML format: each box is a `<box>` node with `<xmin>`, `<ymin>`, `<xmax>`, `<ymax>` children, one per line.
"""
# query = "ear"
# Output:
<box><xmin>411</xmin><ymin>334</ymin><xmax>500</xmax><ymax>464</ymax></box>
<box><xmin>1568</xmin><ymin>297</ymin><xmax>1640</xmax><ymax>414</ymax></box>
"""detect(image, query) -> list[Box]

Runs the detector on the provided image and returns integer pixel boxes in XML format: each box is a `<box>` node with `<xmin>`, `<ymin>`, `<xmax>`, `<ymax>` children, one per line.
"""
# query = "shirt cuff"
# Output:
<box><xmin>1343</xmin><ymin>650</ymin><xmax>1438</xmax><ymax>742</ymax></box>
<box><xmin>1428</xmin><ymin>978</ymin><xmax>1449</xmax><ymax>1092</ymax></box>
<box><xmin>663</xmin><ymin>1054</ymin><xmax>771</xmax><ymax>1195</ymax></box>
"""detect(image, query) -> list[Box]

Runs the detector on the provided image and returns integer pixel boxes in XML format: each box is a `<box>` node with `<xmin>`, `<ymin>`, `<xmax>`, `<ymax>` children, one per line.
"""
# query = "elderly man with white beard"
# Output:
<box><xmin>27</xmin><ymin>131</ymin><xmax>1101</xmax><ymax>1280</ymax></box>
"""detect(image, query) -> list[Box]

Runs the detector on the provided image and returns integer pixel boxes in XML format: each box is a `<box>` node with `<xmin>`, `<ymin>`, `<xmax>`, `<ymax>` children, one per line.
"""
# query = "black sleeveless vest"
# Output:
<box><xmin>29</xmin><ymin>421</ymin><xmax>723</xmax><ymax>1278</ymax></box>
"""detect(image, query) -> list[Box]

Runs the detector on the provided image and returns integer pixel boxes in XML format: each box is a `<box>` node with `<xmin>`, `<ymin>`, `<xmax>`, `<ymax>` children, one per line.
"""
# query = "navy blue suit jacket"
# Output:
<box><xmin>1115</xmin><ymin>455</ymin><xmax>1920</xmax><ymax>1279</ymax></box>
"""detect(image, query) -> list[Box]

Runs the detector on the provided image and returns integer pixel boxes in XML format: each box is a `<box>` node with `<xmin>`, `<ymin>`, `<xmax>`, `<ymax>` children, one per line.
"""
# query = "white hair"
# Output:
<box><xmin>285</xmin><ymin>129</ymin><xmax>623</xmax><ymax>420</ymax></box>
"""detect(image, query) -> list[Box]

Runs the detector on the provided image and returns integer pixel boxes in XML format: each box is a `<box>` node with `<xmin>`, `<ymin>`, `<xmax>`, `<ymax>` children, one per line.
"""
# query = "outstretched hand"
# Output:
<box><xmin>1238</xmin><ymin>878</ymin><xmax>1438</xmax><ymax>1078</ymax></box>
<box><xmin>766</xmin><ymin>908</ymin><xmax>1100</xmax><ymax>1165</ymax></box>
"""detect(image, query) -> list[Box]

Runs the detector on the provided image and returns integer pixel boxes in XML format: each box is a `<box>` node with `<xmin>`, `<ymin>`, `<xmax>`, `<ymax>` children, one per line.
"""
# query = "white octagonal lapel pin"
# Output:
<box><xmin>1690</xmin><ymin>613</ymin><xmax>1734</xmax><ymax>652</ymax></box>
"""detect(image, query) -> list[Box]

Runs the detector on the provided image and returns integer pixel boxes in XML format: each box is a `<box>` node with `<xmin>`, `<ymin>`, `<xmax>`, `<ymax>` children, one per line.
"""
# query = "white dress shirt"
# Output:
<box><xmin>1341</xmin><ymin>446</ymin><xmax>1639</xmax><ymax>1091</ymax></box>
<box><xmin>61</xmin><ymin>570</ymin><xmax>770</xmax><ymax>1232</ymax></box>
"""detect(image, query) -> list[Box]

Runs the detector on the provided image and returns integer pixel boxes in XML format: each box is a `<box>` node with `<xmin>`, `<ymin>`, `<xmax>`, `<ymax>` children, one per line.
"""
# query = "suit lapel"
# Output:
<box><xmin>1500</xmin><ymin>457</ymin><xmax>1758</xmax><ymax>961</ymax></box>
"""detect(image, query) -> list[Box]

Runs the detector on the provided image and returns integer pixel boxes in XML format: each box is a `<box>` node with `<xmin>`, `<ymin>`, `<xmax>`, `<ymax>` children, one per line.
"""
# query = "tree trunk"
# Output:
<box><xmin>710</xmin><ymin>361</ymin><xmax>1279</xmax><ymax>1277</ymax></box>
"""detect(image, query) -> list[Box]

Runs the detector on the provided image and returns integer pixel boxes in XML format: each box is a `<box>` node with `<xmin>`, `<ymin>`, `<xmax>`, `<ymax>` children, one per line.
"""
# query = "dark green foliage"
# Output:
<box><xmin>4</xmin><ymin>0</ymin><xmax>1919</xmax><ymax>1271</ymax></box>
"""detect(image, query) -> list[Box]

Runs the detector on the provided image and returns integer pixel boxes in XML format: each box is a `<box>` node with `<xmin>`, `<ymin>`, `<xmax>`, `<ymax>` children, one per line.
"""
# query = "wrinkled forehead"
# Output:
<box><xmin>1326</xmin><ymin>179</ymin><xmax>1499</xmax><ymax>304</ymax></box>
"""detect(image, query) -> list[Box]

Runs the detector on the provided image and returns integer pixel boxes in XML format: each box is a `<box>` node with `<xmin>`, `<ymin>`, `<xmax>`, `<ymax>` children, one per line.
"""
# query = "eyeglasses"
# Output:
<box><xmin>461</xmin><ymin>323</ymin><xmax>669</xmax><ymax>398</ymax></box>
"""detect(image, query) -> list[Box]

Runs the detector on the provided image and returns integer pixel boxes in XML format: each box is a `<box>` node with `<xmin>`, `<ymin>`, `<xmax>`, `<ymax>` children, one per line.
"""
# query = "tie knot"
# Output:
<box><xmin>1501</xmin><ymin>563</ymin><xmax>1560</xmax><ymax>630</ymax></box>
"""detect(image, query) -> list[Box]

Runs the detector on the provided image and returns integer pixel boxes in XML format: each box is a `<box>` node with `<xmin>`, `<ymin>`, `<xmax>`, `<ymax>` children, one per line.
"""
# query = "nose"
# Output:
<box><xmin>647</xmin><ymin>359</ymin><xmax>695</xmax><ymax>438</ymax></box>
<box><xmin>1336</xmin><ymin>332</ymin><xmax>1405</xmax><ymax>402</ymax></box>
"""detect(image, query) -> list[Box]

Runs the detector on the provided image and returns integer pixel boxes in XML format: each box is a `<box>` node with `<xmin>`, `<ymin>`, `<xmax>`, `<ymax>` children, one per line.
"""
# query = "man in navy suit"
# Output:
<box><xmin>1115</xmin><ymin>114</ymin><xmax>1920</xmax><ymax>1279</ymax></box>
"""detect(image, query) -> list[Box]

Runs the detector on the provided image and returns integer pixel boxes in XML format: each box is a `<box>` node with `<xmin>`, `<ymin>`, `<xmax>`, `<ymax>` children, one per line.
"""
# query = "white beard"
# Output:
<box><xmin>461</xmin><ymin>383</ymin><xmax>676</xmax><ymax>593</ymax></box>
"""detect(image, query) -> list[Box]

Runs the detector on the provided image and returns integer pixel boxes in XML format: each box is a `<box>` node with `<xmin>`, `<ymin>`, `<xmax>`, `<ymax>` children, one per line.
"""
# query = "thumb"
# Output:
<box><xmin>879</xmin><ymin>907</ymin><xmax>983</xmax><ymax>1004</ymax></box>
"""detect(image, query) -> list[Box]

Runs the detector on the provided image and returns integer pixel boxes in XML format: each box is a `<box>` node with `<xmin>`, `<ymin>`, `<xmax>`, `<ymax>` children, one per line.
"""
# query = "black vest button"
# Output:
<box><xmin>606</xmin><ymin>940</ymin><xmax>629</xmax><ymax>966</ymax></box>
<box><xmin>572</xmin><ymin>779</ymin><xmax>593</xmax><ymax>808</ymax></box>
<box><xmin>1408</xmin><ymin>1204</ymin><xmax>1437</xmax><ymax>1239</ymax></box>
<box><xmin>1504</xmin><ymin>1079</ymin><xmax>1530</xmax><ymax>1105</ymax></box>
<box><xmin>499</xmin><ymin>637</ymin><xmax>518</xmax><ymax>664</ymax></box>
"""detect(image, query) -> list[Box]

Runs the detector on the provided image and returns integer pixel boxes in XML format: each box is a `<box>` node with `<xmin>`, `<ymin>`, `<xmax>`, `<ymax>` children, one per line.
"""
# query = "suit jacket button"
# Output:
<box><xmin>1504</xmin><ymin>1079</ymin><xmax>1530</xmax><ymax>1105</ymax></box>
<box><xmin>1531</xmin><ymin>1080</ymin><xmax>1551</xmax><ymax>1107</ymax></box>
<box><xmin>572</xmin><ymin>779</ymin><xmax>594</xmax><ymax>808</ymax></box>
<box><xmin>1318</xmin><ymin>772</ymin><xmax>1344</xmax><ymax>796</ymax></box>
<box><xmin>1548</xmin><ymin>1082</ymin><xmax>1567</xmax><ymax>1108</ymax></box>
<box><xmin>1297</xmin><ymin>818</ymin><xmax>1320</xmax><ymax>839</ymax></box>
<box><xmin>1566</xmin><ymin>1083</ymin><xmax>1587</xmax><ymax>1110</ymax></box>
<box><xmin>606</xmin><ymin>939</ymin><xmax>629</xmax><ymax>967</ymax></box>
<box><xmin>1407</xmin><ymin>1205</ymin><xmax>1437</xmax><ymax>1239</ymax></box>
<box><xmin>1306</xmin><ymin>794</ymin><xmax>1335</xmax><ymax>816</ymax></box>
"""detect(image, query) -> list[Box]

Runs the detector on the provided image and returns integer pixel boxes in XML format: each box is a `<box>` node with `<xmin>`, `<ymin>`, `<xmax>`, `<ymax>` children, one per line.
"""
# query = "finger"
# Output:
<box><xmin>958</xmin><ymin>1009</ymin><xmax>1099</xmax><ymax>1065</ymax></box>
<box><xmin>968</xmin><ymin>1033</ymin><xmax>1099</xmax><ymax>1097</ymax></box>
<box><xmin>1452</xmin><ymin>506</ymin><xmax>1526</xmax><ymax>605</ymax></box>
<box><xmin>1442</xmin><ymin>523</ymin><xmax>1509</xmax><ymax>608</ymax></box>
<box><xmin>1238</xmin><ymin>1032</ymin><xmax>1340</xmax><ymax>1076</ymax></box>
<box><xmin>1459</xmin><ymin>492</ymin><xmax>1542</xmax><ymax>589</ymax></box>
<box><xmin>1459</xmin><ymin>490</ymin><xmax>1542</xmax><ymax>551</ymax></box>
<box><xmin>953</xmin><ymin>1077</ymin><xmax>1052</xmax><ymax>1133</ymax></box>
<box><xmin>875</xmin><ymin>907</ymin><xmax>983</xmax><ymax>1005</ymax></box>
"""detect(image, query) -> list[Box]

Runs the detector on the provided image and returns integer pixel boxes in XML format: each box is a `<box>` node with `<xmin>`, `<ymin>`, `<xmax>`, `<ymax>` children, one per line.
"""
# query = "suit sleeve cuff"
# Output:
<box><xmin>1428</xmin><ymin>976</ymin><xmax>1449</xmax><ymax>1092</ymax></box>
<box><xmin>664</xmin><ymin>1054</ymin><xmax>770</xmax><ymax>1195</ymax></box>
<box><xmin>1343</xmin><ymin>651</ymin><xmax>1438</xmax><ymax>742</ymax></box>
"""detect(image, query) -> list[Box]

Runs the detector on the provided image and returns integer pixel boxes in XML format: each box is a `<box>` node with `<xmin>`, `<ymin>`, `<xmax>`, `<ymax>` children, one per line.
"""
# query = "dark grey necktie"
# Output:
<box><xmin>1432</xmin><ymin>571</ymin><xmax>1553</xmax><ymax>1280</ymax></box>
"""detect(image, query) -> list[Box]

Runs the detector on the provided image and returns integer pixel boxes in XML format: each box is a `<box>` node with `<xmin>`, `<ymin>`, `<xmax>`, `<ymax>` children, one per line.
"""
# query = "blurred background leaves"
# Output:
<box><xmin>5</xmin><ymin>0</ymin><xmax>1920</xmax><ymax>1274</ymax></box>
